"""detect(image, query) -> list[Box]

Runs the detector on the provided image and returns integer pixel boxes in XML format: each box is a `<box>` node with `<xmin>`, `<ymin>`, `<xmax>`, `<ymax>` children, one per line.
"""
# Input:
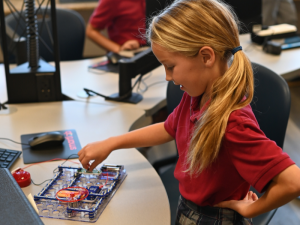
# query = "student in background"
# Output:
<box><xmin>263</xmin><ymin>0</ymin><xmax>298</xmax><ymax>26</ymax></box>
<box><xmin>86</xmin><ymin>0</ymin><xmax>146</xmax><ymax>53</ymax></box>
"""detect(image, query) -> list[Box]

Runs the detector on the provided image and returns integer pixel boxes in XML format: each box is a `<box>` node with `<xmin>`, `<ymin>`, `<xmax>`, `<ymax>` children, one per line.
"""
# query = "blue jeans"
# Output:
<box><xmin>175</xmin><ymin>195</ymin><xmax>253</xmax><ymax>225</ymax></box>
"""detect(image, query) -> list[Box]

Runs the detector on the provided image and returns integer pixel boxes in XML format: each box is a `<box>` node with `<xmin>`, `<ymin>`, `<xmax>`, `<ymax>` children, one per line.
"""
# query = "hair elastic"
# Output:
<box><xmin>231</xmin><ymin>46</ymin><xmax>242</xmax><ymax>55</ymax></box>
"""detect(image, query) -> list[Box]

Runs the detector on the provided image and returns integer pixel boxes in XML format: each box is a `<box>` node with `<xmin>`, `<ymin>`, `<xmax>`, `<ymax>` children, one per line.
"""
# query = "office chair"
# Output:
<box><xmin>154</xmin><ymin>62</ymin><xmax>291</xmax><ymax>225</ymax></box>
<box><xmin>5</xmin><ymin>7</ymin><xmax>85</xmax><ymax>62</ymax></box>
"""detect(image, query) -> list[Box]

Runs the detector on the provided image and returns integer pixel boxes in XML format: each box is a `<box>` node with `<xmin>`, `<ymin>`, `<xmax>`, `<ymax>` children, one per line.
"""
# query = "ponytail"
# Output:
<box><xmin>187</xmin><ymin>50</ymin><xmax>253</xmax><ymax>174</ymax></box>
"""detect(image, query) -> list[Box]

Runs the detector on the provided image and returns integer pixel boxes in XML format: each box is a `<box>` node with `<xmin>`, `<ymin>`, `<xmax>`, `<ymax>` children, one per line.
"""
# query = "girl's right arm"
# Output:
<box><xmin>78</xmin><ymin>122</ymin><xmax>174</xmax><ymax>171</ymax></box>
<box><xmin>215</xmin><ymin>164</ymin><xmax>300</xmax><ymax>218</ymax></box>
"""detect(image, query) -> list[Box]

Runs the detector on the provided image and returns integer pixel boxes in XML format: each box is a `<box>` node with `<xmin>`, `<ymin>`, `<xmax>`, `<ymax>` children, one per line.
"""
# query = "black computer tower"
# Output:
<box><xmin>0</xmin><ymin>0</ymin><xmax>63</xmax><ymax>103</ymax></box>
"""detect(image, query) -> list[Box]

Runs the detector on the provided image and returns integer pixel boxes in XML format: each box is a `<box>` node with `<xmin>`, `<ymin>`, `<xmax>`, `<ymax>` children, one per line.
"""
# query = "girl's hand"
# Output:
<box><xmin>78</xmin><ymin>139</ymin><xmax>114</xmax><ymax>171</ymax></box>
<box><xmin>214</xmin><ymin>191</ymin><xmax>259</xmax><ymax>218</ymax></box>
<box><xmin>120</xmin><ymin>40</ymin><xmax>140</xmax><ymax>51</ymax></box>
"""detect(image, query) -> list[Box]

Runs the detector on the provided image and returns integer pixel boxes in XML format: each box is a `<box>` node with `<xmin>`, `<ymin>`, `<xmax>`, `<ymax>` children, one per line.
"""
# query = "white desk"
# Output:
<box><xmin>0</xmin><ymin>101</ymin><xmax>170</xmax><ymax>225</ymax></box>
<box><xmin>59</xmin><ymin>58</ymin><xmax>168</xmax><ymax>116</ymax></box>
<box><xmin>240</xmin><ymin>34</ymin><xmax>300</xmax><ymax>80</ymax></box>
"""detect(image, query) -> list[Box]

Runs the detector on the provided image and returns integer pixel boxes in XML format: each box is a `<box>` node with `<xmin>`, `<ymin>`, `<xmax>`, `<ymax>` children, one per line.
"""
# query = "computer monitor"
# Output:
<box><xmin>108</xmin><ymin>47</ymin><xmax>161</xmax><ymax>104</ymax></box>
<box><xmin>224</xmin><ymin>0</ymin><xmax>262</xmax><ymax>34</ymax></box>
<box><xmin>145</xmin><ymin>0</ymin><xmax>262</xmax><ymax>34</ymax></box>
<box><xmin>146</xmin><ymin>0</ymin><xmax>171</xmax><ymax>29</ymax></box>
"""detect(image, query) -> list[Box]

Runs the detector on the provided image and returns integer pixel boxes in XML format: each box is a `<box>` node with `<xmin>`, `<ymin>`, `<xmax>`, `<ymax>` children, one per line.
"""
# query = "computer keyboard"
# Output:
<box><xmin>0</xmin><ymin>148</ymin><xmax>21</xmax><ymax>169</ymax></box>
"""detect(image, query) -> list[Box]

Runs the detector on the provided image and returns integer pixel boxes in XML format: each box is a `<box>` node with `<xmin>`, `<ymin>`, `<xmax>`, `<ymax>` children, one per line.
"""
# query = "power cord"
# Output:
<box><xmin>84</xmin><ymin>73</ymin><xmax>143</xmax><ymax>101</ymax></box>
<box><xmin>136</xmin><ymin>72</ymin><xmax>166</xmax><ymax>94</ymax></box>
<box><xmin>53</xmin><ymin>154</ymin><xmax>79</xmax><ymax>173</ymax></box>
<box><xmin>31</xmin><ymin>178</ymin><xmax>52</xmax><ymax>186</ymax></box>
<box><xmin>85</xmin><ymin>71</ymin><xmax>166</xmax><ymax>99</ymax></box>
<box><xmin>23</xmin><ymin>154</ymin><xmax>80</xmax><ymax>186</ymax></box>
<box><xmin>0</xmin><ymin>138</ymin><xmax>30</xmax><ymax>146</ymax></box>
<box><xmin>0</xmin><ymin>102</ymin><xmax>7</xmax><ymax>110</ymax></box>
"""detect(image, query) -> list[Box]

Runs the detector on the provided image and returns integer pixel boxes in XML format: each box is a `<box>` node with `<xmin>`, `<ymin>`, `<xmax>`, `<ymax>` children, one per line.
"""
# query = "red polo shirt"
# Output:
<box><xmin>164</xmin><ymin>92</ymin><xmax>294</xmax><ymax>206</ymax></box>
<box><xmin>89</xmin><ymin>0</ymin><xmax>146</xmax><ymax>46</ymax></box>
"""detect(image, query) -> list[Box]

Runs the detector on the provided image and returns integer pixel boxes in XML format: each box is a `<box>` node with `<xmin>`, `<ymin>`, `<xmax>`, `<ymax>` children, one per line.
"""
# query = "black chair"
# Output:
<box><xmin>154</xmin><ymin>62</ymin><xmax>291</xmax><ymax>225</ymax></box>
<box><xmin>5</xmin><ymin>7</ymin><xmax>85</xmax><ymax>62</ymax></box>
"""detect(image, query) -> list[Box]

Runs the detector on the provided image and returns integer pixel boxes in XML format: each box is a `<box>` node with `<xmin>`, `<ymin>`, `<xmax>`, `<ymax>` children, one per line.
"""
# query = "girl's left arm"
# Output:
<box><xmin>215</xmin><ymin>164</ymin><xmax>300</xmax><ymax>218</ymax></box>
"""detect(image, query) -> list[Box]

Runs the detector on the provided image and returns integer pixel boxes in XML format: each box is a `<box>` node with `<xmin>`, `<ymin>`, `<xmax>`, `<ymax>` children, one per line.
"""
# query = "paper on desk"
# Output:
<box><xmin>27</xmin><ymin>193</ymin><xmax>39</xmax><ymax>213</ymax></box>
<box><xmin>119</xmin><ymin>46</ymin><xmax>149</xmax><ymax>58</ymax></box>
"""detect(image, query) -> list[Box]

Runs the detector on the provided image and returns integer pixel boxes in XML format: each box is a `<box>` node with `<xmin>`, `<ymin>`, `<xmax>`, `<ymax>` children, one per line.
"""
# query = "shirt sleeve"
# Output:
<box><xmin>224</xmin><ymin>115</ymin><xmax>295</xmax><ymax>193</ymax></box>
<box><xmin>89</xmin><ymin>0</ymin><xmax>116</xmax><ymax>30</ymax></box>
<box><xmin>164</xmin><ymin>93</ymin><xmax>188</xmax><ymax>138</ymax></box>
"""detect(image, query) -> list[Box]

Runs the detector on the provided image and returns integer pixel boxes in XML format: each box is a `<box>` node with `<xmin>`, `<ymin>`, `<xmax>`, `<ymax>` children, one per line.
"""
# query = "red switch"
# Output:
<box><xmin>12</xmin><ymin>169</ymin><xmax>31</xmax><ymax>188</ymax></box>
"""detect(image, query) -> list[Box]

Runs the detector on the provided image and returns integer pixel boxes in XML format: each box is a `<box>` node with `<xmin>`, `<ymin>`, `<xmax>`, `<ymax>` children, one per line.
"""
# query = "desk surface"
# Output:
<box><xmin>0</xmin><ymin>61</ymin><xmax>168</xmax><ymax>116</ymax></box>
<box><xmin>0</xmin><ymin>101</ymin><xmax>170</xmax><ymax>225</ymax></box>
<box><xmin>240</xmin><ymin>34</ymin><xmax>300</xmax><ymax>80</ymax></box>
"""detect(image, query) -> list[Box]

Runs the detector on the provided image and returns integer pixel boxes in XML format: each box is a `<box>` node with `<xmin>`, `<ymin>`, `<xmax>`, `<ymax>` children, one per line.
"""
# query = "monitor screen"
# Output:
<box><xmin>224</xmin><ymin>0</ymin><xmax>262</xmax><ymax>34</ymax></box>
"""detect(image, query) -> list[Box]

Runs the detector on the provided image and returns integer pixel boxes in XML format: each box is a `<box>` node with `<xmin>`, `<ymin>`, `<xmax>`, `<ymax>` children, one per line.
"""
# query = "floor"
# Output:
<box><xmin>142</xmin><ymin>84</ymin><xmax>300</xmax><ymax>224</ymax></box>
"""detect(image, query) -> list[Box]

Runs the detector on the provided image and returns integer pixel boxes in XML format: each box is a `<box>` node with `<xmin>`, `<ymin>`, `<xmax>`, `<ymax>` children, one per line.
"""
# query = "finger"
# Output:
<box><xmin>80</xmin><ymin>157</ymin><xmax>91</xmax><ymax>170</ymax></box>
<box><xmin>89</xmin><ymin>159</ymin><xmax>101</xmax><ymax>171</ymax></box>
<box><xmin>78</xmin><ymin>153</ymin><xmax>85</xmax><ymax>162</ymax></box>
<box><xmin>214</xmin><ymin>200</ymin><xmax>233</xmax><ymax>208</ymax></box>
<box><xmin>252</xmin><ymin>193</ymin><xmax>258</xmax><ymax>201</ymax></box>
<box><xmin>245</xmin><ymin>191</ymin><xmax>252</xmax><ymax>200</ymax></box>
<box><xmin>127</xmin><ymin>45</ymin><xmax>134</xmax><ymax>50</ymax></box>
<box><xmin>133</xmin><ymin>42</ymin><xmax>139</xmax><ymax>49</ymax></box>
<box><xmin>81</xmin><ymin>162</ymin><xmax>90</xmax><ymax>170</ymax></box>
<box><xmin>84</xmin><ymin>162</ymin><xmax>91</xmax><ymax>170</ymax></box>
<box><xmin>78</xmin><ymin>148</ymin><xmax>83</xmax><ymax>155</ymax></box>
<box><xmin>130</xmin><ymin>43</ymin><xmax>138</xmax><ymax>50</ymax></box>
<box><xmin>129</xmin><ymin>43</ymin><xmax>139</xmax><ymax>50</ymax></box>
<box><xmin>78</xmin><ymin>145</ymin><xmax>87</xmax><ymax>156</ymax></box>
<box><xmin>123</xmin><ymin>42</ymin><xmax>133</xmax><ymax>50</ymax></box>
<box><xmin>120</xmin><ymin>45</ymin><xmax>127</xmax><ymax>51</ymax></box>
<box><xmin>248</xmin><ymin>191</ymin><xmax>253</xmax><ymax>200</ymax></box>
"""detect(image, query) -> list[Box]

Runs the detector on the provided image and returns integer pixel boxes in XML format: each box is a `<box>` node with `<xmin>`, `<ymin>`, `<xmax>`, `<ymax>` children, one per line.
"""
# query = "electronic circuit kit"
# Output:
<box><xmin>33</xmin><ymin>164</ymin><xmax>127</xmax><ymax>222</ymax></box>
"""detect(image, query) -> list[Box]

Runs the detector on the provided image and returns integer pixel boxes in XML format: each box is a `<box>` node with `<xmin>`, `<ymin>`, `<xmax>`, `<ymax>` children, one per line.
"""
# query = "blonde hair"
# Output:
<box><xmin>147</xmin><ymin>0</ymin><xmax>254</xmax><ymax>174</ymax></box>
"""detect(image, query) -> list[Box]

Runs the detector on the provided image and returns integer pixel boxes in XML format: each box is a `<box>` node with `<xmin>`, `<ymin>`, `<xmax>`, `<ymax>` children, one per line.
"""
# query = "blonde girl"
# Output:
<box><xmin>79</xmin><ymin>0</ymin><xmax>300</xmax><ymax>224</ymax></box>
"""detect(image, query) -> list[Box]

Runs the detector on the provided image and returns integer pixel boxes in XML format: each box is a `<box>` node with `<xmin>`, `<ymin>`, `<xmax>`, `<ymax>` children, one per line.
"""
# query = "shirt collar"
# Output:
<box><xmin>190</xmin><ymin>96</ymin><xmax>211</xmax><ymax>123</ymax></box>
<box><xmin>190</xmin><ymin>95</ymin><xmax>247</xmax><ymax>123</ymax></box>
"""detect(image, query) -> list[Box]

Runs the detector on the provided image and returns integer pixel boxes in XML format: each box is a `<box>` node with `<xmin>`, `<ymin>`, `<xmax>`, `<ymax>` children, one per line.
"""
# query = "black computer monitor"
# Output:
<box><xmin>108</xmin><ymin>47</ymin><xmax>161</xmax><ymax>104</ymax></box>
<box><xmin>225</xmin><ymin>0</ymin><xmax>262</xmax><ymax>34</ymax></box>
<box><xmin>145</xmin><ymin>0</ymin><xmax>262</xmax><ymax>34</ymax></box>
<box><xmin>146</xmin><ymin>0</ymin><xmax>171</xmax><ymax>29</ymax></box>
<box><xmin>83</xmin><ymin>48</ymin><xmax>161</xmax><ymax>104</ymax></box>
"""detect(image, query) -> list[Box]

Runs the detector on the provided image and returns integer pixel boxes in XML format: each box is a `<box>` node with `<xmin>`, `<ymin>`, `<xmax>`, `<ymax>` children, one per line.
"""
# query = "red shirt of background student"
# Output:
<box><xmin>87</xmin><ymin>0</ymin><xmax>146</xmax><ymax>53</ymax></box>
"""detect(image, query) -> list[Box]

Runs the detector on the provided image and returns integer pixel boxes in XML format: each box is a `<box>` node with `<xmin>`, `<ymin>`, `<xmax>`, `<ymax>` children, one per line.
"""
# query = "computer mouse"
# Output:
<box><xmin>28</xmin><ymin>132</ymin><xmax>65</xmax><ymax>149</ymax></box>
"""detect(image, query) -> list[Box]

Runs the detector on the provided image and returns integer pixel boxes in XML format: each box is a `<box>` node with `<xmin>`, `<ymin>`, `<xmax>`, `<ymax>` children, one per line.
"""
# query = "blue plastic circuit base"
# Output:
<box><xmin>34</xmin><ymin>165</ymin><xmax>127</xmax><ymax>223</ymax></box>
